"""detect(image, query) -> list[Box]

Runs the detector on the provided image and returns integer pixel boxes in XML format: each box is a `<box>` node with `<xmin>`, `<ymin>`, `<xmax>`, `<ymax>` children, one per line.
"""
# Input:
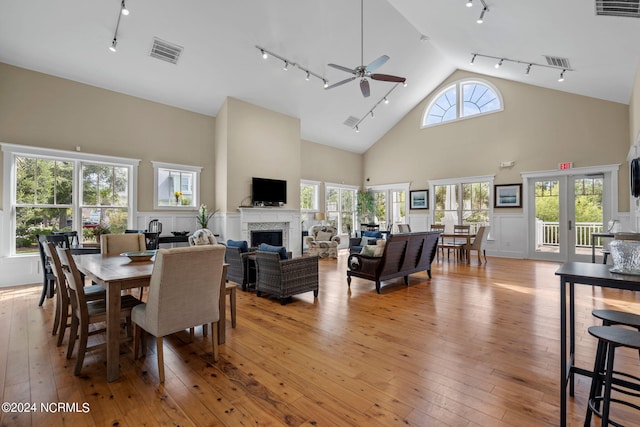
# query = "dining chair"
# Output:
<box><xmin>42</xmin><ymin>242</ymin><xmax>105</xmax><ymax>346</ymax></box>
<box><xmin>397</xmin><ymin>224</ymin><xmax>411</xmax><ymax>233</ymax></box>
<box><xmin>430</xmin><ymin>224</ymin><xmax>446</xmax><ymax>259</ymax></box>
<box><xmin>131</xmin><ymin>245</ymin><xmax>225</xmax><ymax>383</ymax></box>
<box><xmin>468</xmin><ymin>226</ymin><xmax>489</xmax><ymax>264</ymax></box>
<box><xmin>56</xmin><ymin>247</ymin><xmax>141</xmax><ymax>376</ymax></box>
<box><xmin>148</xmin><ymin>219</ymin><xmax>162</xmax><ymax>235</ymax></box>
<box><xmin>53</xmin><ymin>231</ymin><xmax>79</xmax><ymax>246</ymax></box>
<box><xmin>101</xmin><ymin>233</ymin><xmax>148</xmax><ymax>298</ymax></box>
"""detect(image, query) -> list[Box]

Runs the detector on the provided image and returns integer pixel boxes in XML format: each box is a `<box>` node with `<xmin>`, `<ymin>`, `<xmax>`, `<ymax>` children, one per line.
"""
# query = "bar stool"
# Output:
<box><xmin>593</xmin><ymin>309</ymin><xmax>640</xmax><ymax>359</ymax></box>
<box><xmin>584</xmin><ymin>326</ymin><xmax>640</xmax><ymax>426</ymax></box>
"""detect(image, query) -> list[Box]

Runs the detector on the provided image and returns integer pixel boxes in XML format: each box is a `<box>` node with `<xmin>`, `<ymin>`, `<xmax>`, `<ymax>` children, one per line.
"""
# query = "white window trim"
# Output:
<box><xmin>421</xmin><ymin>78</ymin><xmax>504</xmax><ymax>129</ymax></box>
<box><xmin>429</xmin><ymin>174</ymin><xmax>495</xmax><ymax>229</ymax></box>
<box><xmin>1</xmin><ymin>143</ymin><xmax>140</xmax><ymax>257</ymax></box>
<box><xmin>300</xmin><ymin>179</ymin><xmax>321</xmax><ymax>212</ymax></box>
<box><xmin>151</xmin><ymin>161</ymin><xmax>202</xmax><ymax>210</ymax></box>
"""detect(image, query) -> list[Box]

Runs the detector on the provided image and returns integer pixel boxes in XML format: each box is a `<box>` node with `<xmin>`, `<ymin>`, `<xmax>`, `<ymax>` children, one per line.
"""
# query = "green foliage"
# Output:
<box><xmin>357</xmin><ymin>190</ymin><xmax>375</xmax><ymax>222</ymax></box>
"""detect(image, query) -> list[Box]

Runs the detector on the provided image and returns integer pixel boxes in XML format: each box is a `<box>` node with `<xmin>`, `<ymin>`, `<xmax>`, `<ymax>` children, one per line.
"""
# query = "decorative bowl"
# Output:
<box><xmin>120</xmin><ymin>250</ymin><xmax>157</xmax><ymax>262</ymax></box>
<box><xmin>171</xmin><ymin>231</ymin><xmax>189</xmax><ymax>236</ymax></box>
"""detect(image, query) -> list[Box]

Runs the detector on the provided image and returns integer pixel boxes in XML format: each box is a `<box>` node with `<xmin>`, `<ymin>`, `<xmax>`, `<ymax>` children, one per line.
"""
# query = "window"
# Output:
<box><xmin>422</xmin><ymin>79</ymin><xmax>503</xmax><ymax>127</ymax></box>
<box><xmin>2</xmin><ymin>143</ymin><xmax>138</xmax><ymax>255</ymax></box>
<box><xmin>367</xmin><ymin>183</ymin><xmax>410</xmax><ymax>231</ymax></box>
<box><xmin>432</xmin><ymin>176</ymin><xmax>492</xmax><ymax>232</ymax></box>
<box><xmin>325</xmin><ymin>184</ymin><xmax>357</xmax><ymax>235</ymax></box>
<box><xmin>300</xmin><ymin>180</ymin><xmax>319</xmax><ymax>211</ymax></box>
<box><xmin>152</xmin><ymin>162</ymin><xmax>201</xmax><ymax>209</ymax></box>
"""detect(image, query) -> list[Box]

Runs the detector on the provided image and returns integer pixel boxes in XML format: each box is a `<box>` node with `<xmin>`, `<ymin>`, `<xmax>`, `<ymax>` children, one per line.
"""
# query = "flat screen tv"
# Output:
<box><xmin>632</xmin><ymin>158</ymin><xmax>640</xmax><ymax>198</ymax></box>
<box><xmin>252</xmin><ymin>177</ymin><xmax>287</xmax><ymax>207</ymax></box>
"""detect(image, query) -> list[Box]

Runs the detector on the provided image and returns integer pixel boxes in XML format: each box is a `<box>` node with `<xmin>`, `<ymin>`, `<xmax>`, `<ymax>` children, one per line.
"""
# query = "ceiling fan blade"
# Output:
<box><xmin>360</xmin><ymin>79</ymin><xmax>370</xmax><ymax>97</ymax></box>
<box><xmin>365</xmin><ymin>55</ymin><xmax>389</xmax><ymax>73</ymax></box>
<box><xmin>370</xmin><ymin>73</ymin><xmax>406</xmax><ymax>83</ymax></box>
<box><xmin>325</xmin><ymin>76</ymin><xmax>356</xmax><ymax>90</ymax></box>
<box><xmin>328</xmin><ymin>63</ymin><xmax>357</xmax><ymax>75</ymax></box>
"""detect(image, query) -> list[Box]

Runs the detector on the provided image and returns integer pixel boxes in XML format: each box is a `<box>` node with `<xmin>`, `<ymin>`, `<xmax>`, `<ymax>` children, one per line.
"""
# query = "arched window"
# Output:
<box><xmin>422</xmin><ymin>79</ymin><xmax>503</xmax><ymax>127</ymax></box>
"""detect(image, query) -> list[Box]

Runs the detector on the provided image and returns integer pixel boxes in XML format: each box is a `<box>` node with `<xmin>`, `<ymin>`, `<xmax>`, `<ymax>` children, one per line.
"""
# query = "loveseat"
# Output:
<box><xmin>347</xmin><ymin>231</ymin><xmax>440</xmax><ymax>294</ymax></box>
<box><xmin>305</xmin><ymin>225</ymin><xmax>341</xmax><ymax>258</ymax></box>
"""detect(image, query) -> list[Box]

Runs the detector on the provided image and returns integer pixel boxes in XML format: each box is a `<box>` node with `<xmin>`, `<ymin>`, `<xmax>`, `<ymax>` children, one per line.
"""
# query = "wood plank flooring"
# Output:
<box><xmin>2</xmin><ymin>253</ymin><xmax>640</xmax><ymax>426</ymax></box>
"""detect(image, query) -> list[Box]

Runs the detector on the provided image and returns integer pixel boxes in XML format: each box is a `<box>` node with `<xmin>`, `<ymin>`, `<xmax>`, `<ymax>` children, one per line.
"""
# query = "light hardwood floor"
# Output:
<box><xmin>2</xmin><ymin>252</ymin><xmax>640</xmax><ymax>426</ymax></box>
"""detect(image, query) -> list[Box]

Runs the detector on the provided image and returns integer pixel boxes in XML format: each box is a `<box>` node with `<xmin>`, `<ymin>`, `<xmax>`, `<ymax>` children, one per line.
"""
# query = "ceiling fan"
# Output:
<box><xmin>325</xmin><ymin>0</ymin><xmax>406</xmax><ymax>97</ymax></box>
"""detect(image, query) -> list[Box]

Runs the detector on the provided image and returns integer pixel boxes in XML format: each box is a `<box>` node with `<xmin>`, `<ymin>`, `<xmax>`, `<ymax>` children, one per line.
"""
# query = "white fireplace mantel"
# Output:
<box><xmin>238</xmin><ymin>208</ymin><xmax>301</xmax><ymax>255</ymax></box>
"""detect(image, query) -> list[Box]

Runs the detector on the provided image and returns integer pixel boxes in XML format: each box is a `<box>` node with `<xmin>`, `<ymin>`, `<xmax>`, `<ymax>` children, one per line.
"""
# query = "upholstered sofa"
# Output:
<box><xmin>347</xmin><ymin>231</ymin><xmax>440</xmax><ymax>294</ymax></box>
<box><xmin>305</xmin><ymin>225</ymin><xmax>341</xmax><ymax>258</ymax></box>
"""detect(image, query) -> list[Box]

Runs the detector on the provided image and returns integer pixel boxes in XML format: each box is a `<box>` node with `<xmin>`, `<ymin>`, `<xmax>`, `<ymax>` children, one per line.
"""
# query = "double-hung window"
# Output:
<box><xmin>325</xmin><ymin>184</ymin><xmax>357</xmax><ymax>235</ymax></box>
<box><xmin>300</xmin><ymin>180</ymin><xmax>320</xmax><ymax>225</ymax></box>
<box><xmin>2</xmin><ymin>143</ymin><xmax>138</xmax><ymax>255</ymax></box>
<box><xmin>431</xmin><ymin>175</ymin><xmax>493</xmax><ymax>233</ymax></box>
<box><xmin>152</xmin><ymin>161</ymin><xmax>201</xmax><ymax>209</ymax></box>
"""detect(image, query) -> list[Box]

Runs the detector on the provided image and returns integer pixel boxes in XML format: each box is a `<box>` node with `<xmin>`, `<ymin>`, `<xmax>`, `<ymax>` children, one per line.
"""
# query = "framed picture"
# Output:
<box><xmin>494</xmin><ymin>184</ymin><xmax>522</xmax><ymax>208</ymax></box>
<box><xmin>410</xmin><ymin>190</ymin><xmax>429</xmax><ymax>209</ymax></box>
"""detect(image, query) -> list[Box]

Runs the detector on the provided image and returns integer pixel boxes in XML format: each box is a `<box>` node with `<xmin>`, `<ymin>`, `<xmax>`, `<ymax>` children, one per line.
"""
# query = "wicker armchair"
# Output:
<box><xmin>225</xmin><ymin>246</ymin><xmax>256</xmax><ymax>291</ymax></box>
<box><xmin>254</xmin><ymin>251</ymin><xmax>319</xmax><ymax>305</ymax></box>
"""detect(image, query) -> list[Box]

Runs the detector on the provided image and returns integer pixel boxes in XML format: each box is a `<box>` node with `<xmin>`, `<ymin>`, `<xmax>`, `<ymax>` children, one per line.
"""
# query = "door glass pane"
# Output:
<box><xmin>574</xmin><ymin>176</ymin><xmax>603</xmax><ymax>257</ymax></box>
<box><xmin>434</xmin><ymin>184</ymin><xmax>459</xmax><ymax>231</ymax></box>
<box><xmin>372</xmin><ymin>192</ymin><xmax>386</xmax><ymax>227</ymax></box>
<box><xmin>535</xmin><ymin>180</ymin><xmax>560</xmax><ymax>254</ymax></box>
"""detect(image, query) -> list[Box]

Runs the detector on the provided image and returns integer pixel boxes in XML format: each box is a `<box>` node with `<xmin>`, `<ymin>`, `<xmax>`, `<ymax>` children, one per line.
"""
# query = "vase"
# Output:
<box><xmin>610</xmin><ymin>239</ymin><xmax>640</xmax><ymax>272</ymax></box>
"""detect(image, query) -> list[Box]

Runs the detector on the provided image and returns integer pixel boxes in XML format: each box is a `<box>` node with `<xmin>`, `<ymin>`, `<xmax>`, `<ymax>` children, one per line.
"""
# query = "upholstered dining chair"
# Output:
<box><xmin>397</xmin><ymin>224</ymin><xmax>411</xmax><ymax>233</ymax></box>
<box><xmin>101</xmin><ymin>233</ymin><xmax>148</xmax><ymax>298</ymax></box>
<box><xmin>56</xmin><ymin>247</ymin><xmax>141</xmax><ymax>376</ymax></box>
<box><xmin>469</xmin><ymin>226</ymin><xmax>490</xmax><ymax>264</ymax></box>
<box><xmin>42</xmin><ymin>242</ymin><xmax>105</xmax><ymax>346</ymax></box>
<box><xmin>131</xmin><ymin>245</ymin><xmax>225</xmax><ymax>383</ymax></box>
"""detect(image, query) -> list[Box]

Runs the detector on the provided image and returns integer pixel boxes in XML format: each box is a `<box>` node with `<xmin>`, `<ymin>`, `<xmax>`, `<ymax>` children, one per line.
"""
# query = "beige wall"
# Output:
<box><xmin>631</xmin><ymin>61</ymin><xmax>640</xmax><ymax>148</ymax></box>
<box><xmin>0</xmin><ymin>63</ymin><xmax>216</xmax><ymax>212</ymax></box>
<box><xmin>365</xmin><ymin>69</ymin><xmax>631</xmax><ymax>212</ymax></box>
<box><xmin>220</xmin><ymin>97</ymin><xmax>301</xmax><ymax>211</ymax></box>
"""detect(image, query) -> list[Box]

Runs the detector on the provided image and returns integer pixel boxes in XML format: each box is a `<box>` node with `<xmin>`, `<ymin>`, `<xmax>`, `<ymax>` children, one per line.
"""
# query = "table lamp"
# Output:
<box><xmin>315</xmin><ymin>212</ymin><xmax>325</xmax><ymax>225</ymax></box>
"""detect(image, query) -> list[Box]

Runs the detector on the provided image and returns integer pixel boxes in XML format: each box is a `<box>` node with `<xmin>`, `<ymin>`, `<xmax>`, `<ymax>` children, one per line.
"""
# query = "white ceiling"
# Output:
<box><xmin>1</xmin><ymin>0</ymin><xmax>639</xmax><ymax>153</ymax></box>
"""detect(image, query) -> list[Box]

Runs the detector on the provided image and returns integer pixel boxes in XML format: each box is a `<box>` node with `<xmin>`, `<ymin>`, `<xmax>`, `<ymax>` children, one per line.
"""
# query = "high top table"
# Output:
<box><xmin>555</xmin><ymin>261</ymin><xmax>640</xmax><ymax>426</ymax></box>
<box><xmin>73</xmin><ymin>253</ymin><xmax>228</xmax><ymax>382</ymax></box>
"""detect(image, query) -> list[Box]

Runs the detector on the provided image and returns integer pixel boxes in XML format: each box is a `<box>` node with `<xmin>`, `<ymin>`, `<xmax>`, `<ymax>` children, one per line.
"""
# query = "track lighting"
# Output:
<box><xmin>351</xmin><ymin>83</ymin><xmax>401</xmax><ymax>134</ymax></box>
<box><xmin>120</xmin><ymin>0</ymin><xmax>129</xmax><ymax>15</ymax></box>
<box><xmin>109</xmin><ymin>38</ymin><xmax>117</xmax><ymax>52</ymax></box>
<box><xmin>466</xmin><ymin>0</ymin><xmax>473</xmax><ymax>7</ymax></box>
<box><xmin>370</xmin><ymin>111</ymin><xmax>374</xmax><ymax>119</ymax></box>
<box><xmin>470</xmin><ymin>53</ymin><xmax>573</xmax><ymax>82</ymax></box>
<box><xmin>355</xmin><ymin>126</ymin><xmax>360</xmax><ymax>133</ymax></box>
<box><xmin>384</xmin><ymin>97</ymin><xmax>389</xmax><ymax>104</ymax></box>
<box><xmin>477</xmin><ymin>7</ymin><xmax>486</xmax><ymax>23</ymax></box>
<box><xmin>256</xmin><ymin>45</ymin><xmax>327</xmax><ymax>88</ymax></box>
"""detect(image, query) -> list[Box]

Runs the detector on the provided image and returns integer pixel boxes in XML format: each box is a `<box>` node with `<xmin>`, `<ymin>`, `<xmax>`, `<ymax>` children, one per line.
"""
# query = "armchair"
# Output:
<box><xmin>305</xmin><ymin>225</ymin><xmax>341</xmax><ymax>258</ymax></box>
<box><xmin>255</xmin><ymin>251</ymin><xmax>319</xmax><ymax>305</ymax></box>
<box><xmin>225</xmin><ymin>244</ymin><xmax>256</xmax><ymax>291</ymax></box>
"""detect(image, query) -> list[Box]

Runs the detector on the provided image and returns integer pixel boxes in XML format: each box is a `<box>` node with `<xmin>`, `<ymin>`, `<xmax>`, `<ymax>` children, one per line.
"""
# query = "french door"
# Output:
<box><xmin>526</xmin><ymin>167</ymin><xmax>616</xmax><ymax>262</ymax></box>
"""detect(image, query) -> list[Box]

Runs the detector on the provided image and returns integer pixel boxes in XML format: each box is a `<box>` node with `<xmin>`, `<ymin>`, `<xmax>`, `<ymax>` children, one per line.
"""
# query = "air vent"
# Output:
<box><xmin>596</xmin><ymin>0</ymin><xmax>640</xmax><ymax>18</ymax></box>
<box><xmin>343</xmin><ymin>116</ymin><xmax>359</xmax><ymax>128</ymax></box>
<box><xmin>544</xmin><ymin>55</ymin><xmax>572</xmax><ymax>69</ymax></box>
<box><xmin>149</xmin><ymin>37</ymin><xmax>183</xmax><ymax>64</ymax></box>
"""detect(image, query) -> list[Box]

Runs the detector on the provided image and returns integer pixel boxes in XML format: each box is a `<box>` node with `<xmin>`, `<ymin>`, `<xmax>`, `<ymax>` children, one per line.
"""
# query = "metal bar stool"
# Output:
<box><xmin>585</xmin><ymin>326</ymin><xmax>640</xmax><ymax>426</ymax></box>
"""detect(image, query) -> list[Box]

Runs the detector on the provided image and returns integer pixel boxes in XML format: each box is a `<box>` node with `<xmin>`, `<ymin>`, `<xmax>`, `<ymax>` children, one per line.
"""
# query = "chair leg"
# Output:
<box><xmin>229</xmin><ymin>287</ymin><xmax>236</xmax><ymax>328</ymax></box>
<box><xmin>483</xmin><ymin>250</ymin><xmax>487</xmax><ymax>263</ymax></box>
<box><xmin>52</xmin><ymin>291</ymin><xmax>61</xmax><ymax>336</ymax></box>
<box><xmin>74</xmin><ymin>323</ymin><xmax>89</xmax><ymax>376</ymax></box>
<box><xmin>57</xmin><ymin>304</ymin><xmax>70</xmax><ymax>347</ymax></box>
<box><xmin>133</xmin><ymin>324</ymin><xmax>142</xmax><ymax>360</ymax></box>
<box><xmin>211</xmin><ymin>322</ymin><xmax>218</xmax><ymax>362</ymax></box>
<box><xmin>202</xmin><ymin>324</ymin><xmax>208</xmax><ymax>337</ymax></box>
<box><xmin>156</xmin><ymin>337</ymin><xmax>165</xmax><ymax>383</ymax></box>
<box><xmin>66</xmin><ymin>315</ymin><xmax>79</xmax><ymax>359</ymax></box>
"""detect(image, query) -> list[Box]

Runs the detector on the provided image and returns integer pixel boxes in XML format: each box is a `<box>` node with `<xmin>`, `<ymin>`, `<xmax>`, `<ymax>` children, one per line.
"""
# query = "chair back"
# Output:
<box><xmin>141</xmin><ymin>245</ymin><xmax>224</xmax><ymax>337</ymax></box>
<box><xmin>100</xmin><ymin>233</ymin><xmax>146</xmax><ymax>255</ymax></box>
<box><xmin>430</xmin><ymin>224</ymin><xmax>445</xmax><ymax>232</ymax></box>
<box><xmin>397</xmin><ymin>224</ymin><xmax>411</xmax><ymax>233</ymax></box>
<box><xmin>189</xmin><ymin>228</ymin><xmax>217</xmax><ymax>245</ymax></box>
<box><xmin>471</xmin><ymin>226</ymin><xmax>489</xmax><ymax>250</ymax></box>
<box><xmin>52</xmin><ymin>231</ymin><xmax>79</xmax><ymax>246</ymax></box>
<box><xmin>42</xmin><ymin>242</ymin><xmax>66</xmax><ymax>292</ymax></box>
<box><xmin>56</xmin><ymin>246</ymin><xmax>87</xmax><ymax>320</ymax></box>
<box><xmin>308</xmin><ymin>225</ymin><xmax>338</xmax><ymax>241</ymax></box>
<box><xmin>148</xmin><ymin>219</ymin><xmax>162</xmax><ymax>234</ymax></box>
<box><xmin>454</xmin><ymin>225</ymin><xmax>471</xmax><ymax>234</ymax></box>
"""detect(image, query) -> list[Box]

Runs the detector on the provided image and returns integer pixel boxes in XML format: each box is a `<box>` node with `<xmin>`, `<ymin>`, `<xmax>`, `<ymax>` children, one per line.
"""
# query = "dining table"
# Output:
<box><xmin>439</xmin><ymin>233</ymin><xmax>476</xmax><ymax>264</ymax></box>
<box><xmin>554</xmin><ymin>261</ymin><xmax>640</xmax><ymax>426</ymax></box>
<box><xmin>73</xmin><ymin>253</ymin><xmax>228</xmax><ymax>382</ymax></box>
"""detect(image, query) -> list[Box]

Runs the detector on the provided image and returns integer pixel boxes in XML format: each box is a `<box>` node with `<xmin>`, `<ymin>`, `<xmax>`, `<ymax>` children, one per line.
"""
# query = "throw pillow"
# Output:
<box><xmin>360</xmin><ymin>237</ymin><xmax>371</xmax><ymax>246</ymax></box>
<box><xmin>360</xmin><ymin>244</ymin><xmax>377</xmax><ymax>257</ymax></box>
<box><xmin>226</xmin><ymin>239</ymin><xmax>249</xmax><ymax>253</ymax></box>
<box><xmin>374</xmin><ymin>239</ymin><xmax>387</xmax><ymax>257</ymax></box>
<box><xmin>363</xmin><ymin>230</ymin><xmax>383</xmax><ymax>239</ymax></box>
<box><xmin>258</xmin><ymin>243</ymin><xmax>288</xmax><ymax>260</ymax></box>
<box><xmin>316</xmin><ymin>231</ymin><xmax>333</xmax><ymax>241</ymax></box>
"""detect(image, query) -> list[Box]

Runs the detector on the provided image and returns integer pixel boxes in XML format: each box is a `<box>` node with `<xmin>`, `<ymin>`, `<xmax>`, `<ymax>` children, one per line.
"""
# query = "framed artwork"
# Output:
<box><xmin>410</xmin><ymin>190</ymin><xmax>428</xmax><ymax>209</ymax></box>
<box><xmin>494</xmin><ymin>184</ymin><xmax>522</xmax><ymax>208</ymax></box>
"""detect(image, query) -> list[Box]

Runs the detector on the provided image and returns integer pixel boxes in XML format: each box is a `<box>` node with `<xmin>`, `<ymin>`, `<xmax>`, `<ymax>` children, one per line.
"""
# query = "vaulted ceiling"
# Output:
<box><xmin>1</xmin><ymin>0</ymin><xmax>639</xmax><ymax>153</ymax></box>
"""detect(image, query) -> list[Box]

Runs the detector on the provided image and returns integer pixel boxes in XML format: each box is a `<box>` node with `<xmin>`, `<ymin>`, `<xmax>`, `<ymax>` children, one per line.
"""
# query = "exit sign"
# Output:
<box><xmin>559</xmin><ymin>162</ymin><xmax>573</xmax><ymax>170</ymax></box>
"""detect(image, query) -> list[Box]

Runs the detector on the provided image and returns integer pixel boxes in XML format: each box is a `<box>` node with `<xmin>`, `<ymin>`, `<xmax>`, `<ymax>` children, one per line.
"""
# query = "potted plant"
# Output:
<box><xmin>196</xmin><ymin>204</ymin><xmax>218</xmax><ymax>229</ymax></box>
<box><xmin>91</xmin><ymin>222</ymin><xmax>111</xmax><ymax>244</ymax></box>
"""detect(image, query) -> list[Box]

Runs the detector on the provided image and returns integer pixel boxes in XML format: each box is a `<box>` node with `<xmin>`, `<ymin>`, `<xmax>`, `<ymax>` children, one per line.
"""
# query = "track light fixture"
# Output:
<box><xmin>255</xmin><ymin>45</ymin><xmax>328</xmax><ymax>89</ymax></box>
<box><xmin>470</xmin><ymin>54</ymin><xmax>477</xmax><ymax>65</ymax></box>
<box><xmin>558</xmin><ymin>69</ymin><xmax>566</xmax><ymax>82</ymax></box>
<box><xmin>470</xmin><ymin>53</ymin><xmax>574</xmax><ymax>83</ymax></box>
<box><xmin>351</xmin><ymin>83</ymin><xmax>402</xmax><ymax>133</ymax></box>
<box><xmin>108</xmin><ymin>0</ymin><xmax>128</xmax><ymax>52</ymax></box>
<box><xmin>466</xmin><ymin>0</ymin><xmax>473</xmax><ymax>7</ymax></box>
<box><xmin>477</xmin><ymin>7</ymin><xmax>487</xmax><ymax>23</ymax></box>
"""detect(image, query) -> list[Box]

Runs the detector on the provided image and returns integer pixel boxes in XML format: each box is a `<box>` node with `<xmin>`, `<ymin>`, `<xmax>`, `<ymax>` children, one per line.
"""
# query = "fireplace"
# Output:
<box><xmin>251</xmin><ymin>230</ymin><xmax>283</xmax><ymax>247</ymax></box>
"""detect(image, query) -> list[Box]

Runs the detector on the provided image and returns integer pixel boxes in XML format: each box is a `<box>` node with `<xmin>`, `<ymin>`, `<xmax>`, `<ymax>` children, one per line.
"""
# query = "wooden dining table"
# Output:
<box><xmin>73</xmin><ymin>253</ymin><xmax>228</xmax><ymax>382</ymax></box>
<box><xmin>439</xmin><ymin>233</ymin><xmax>476</xmax><ymax>264</ymax></box>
